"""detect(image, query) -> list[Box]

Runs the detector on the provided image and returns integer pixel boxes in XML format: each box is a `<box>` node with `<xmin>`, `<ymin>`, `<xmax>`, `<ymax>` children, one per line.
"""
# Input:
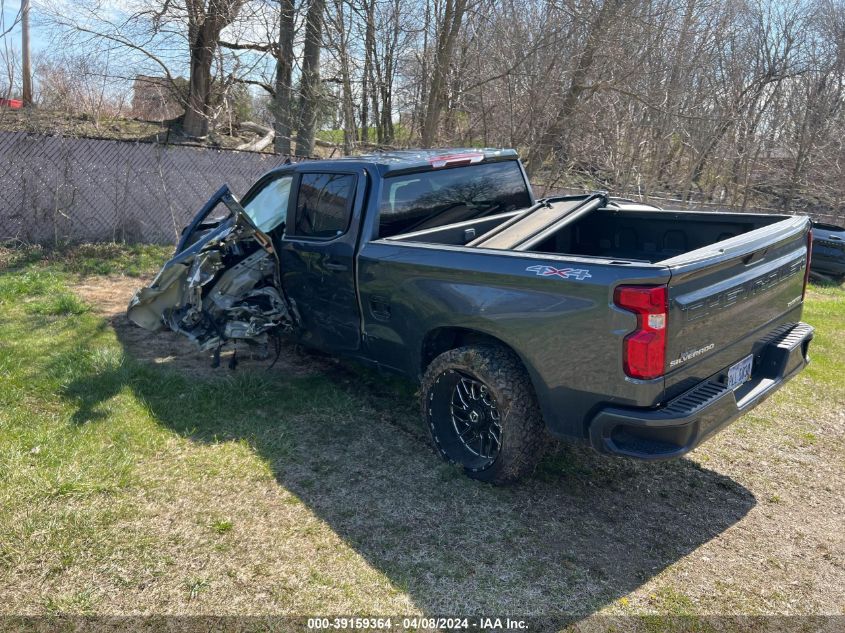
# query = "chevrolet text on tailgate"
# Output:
<box><xmin>128</xmin><ymin>149</ymin><xmax>814</xmax><ymax>484</ymax></box>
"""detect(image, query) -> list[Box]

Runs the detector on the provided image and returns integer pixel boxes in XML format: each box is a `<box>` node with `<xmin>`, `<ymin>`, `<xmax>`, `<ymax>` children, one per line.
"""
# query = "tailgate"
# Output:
<box><xmin>662</xmin><ymin>216</ymin><xmax>810</xmax><ymax>399</ymax></box>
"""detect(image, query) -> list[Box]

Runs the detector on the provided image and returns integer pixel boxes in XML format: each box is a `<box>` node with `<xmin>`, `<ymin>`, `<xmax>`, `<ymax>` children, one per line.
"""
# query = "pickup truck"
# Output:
<box><xmin>128</xmin><ymin>149</ymin><xmax>814</xmax><ymax>484</ymax></box>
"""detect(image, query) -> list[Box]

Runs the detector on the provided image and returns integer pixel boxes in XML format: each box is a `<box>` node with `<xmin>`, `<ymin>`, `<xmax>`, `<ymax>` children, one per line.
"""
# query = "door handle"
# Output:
<box><xmin>325</xmin><ymin>261</ymin><xmax>348</xmax><ymax>271</ymax></box>
<box><xmin>742</xmin><ymin>248</ymin><xmax>768</xmax><ymax>265</ymax></box>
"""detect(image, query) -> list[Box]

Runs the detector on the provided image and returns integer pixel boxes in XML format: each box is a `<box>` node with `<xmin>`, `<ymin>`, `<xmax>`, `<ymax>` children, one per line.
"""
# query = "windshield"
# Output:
<box><xmin>242</xmin><ymin>174</ymin><xmax>293</xmax><ymax>232</ymax></box>
<box><xmin>378</xmin><ymin>161</ymin><xmax>532</xmax><ymax>237</ymax></box>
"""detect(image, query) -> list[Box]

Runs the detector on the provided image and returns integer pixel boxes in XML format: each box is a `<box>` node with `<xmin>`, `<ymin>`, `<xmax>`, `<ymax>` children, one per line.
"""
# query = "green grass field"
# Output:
<box><xmin>0</xmin><ymin>245</ymin><xmax>842</xmax><ymax>628</ymax></box>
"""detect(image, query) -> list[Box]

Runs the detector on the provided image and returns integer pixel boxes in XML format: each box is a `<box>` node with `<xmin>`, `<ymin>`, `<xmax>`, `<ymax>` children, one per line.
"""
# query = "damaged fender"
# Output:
<box><xmin>127</xmin><ymin>186</ymin><xmax>297</xmax><ymax>351</ymax></box>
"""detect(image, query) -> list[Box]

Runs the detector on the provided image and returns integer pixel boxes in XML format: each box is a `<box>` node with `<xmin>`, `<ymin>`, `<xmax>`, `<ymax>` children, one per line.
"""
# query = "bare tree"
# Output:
<box><xmin>24</xmin><ymin>0</ymin><xmax>845</xmax><ymax>220</ymax></box>
<box><xmin>40</xmin><ymin>0</ymin><xmax>251</xmax><ymax>137</ymax></box>
<box><xmin>0</xmin><ymin>0</ymin><xmax>22</xmax><ymax>99</ymax></box>
<box><xmin>21</xmin><ymin>0</ymin><xmax>31</xmax><ymax>105</ymax></box>
<box><xmin>273</xmin><ymin>0</ymin><xmax>296</xmax><ymax>153</ymax></box>
<box><xmin>35</xmin><ymin>49</ymin><xmax>130</xmax><ymax>123</ymax></box>
<box><xmin>325</xmin><ymin>0</ymin><xmax>358</xmax><ymax>153</ymax></box>
<box><xmin>181</xmin><ymin>0</ymin><xmax>250</xmax><ymax>136</ymax></box>
<box><xmin>359</xmin><ymin>0</ymin><xmax>374</xmax><ymax>141</ymax></box>
<box><xmin>372</xmin><ymin>0</ymin><xmax>406</xmax><ymax>143</ymax></box>
<box><xmin>295</xmin><ymin>0</ymin><xmax>326</xmax><ymax>155</ymax></box>
<box><xmin>420</xmin><ymin>0</ymin><xmax>471</xmax><ymax>147</ymax></box>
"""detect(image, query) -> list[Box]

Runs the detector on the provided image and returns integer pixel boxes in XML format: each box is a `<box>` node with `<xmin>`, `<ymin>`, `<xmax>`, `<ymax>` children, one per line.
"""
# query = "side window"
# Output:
<box><xmin>289</xmin><ymin>173</ymin><xmax>355</xmax><ymax>239</ymax></box>
<box><xmin>242</xmin><ymin>175</ymin><xmax>293</xmax><ymax>232</ymax></box>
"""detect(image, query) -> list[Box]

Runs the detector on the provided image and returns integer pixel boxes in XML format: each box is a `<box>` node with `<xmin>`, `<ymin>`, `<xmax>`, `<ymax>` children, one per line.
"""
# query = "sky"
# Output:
<box><xmin>1</xmin><ymin>1</ymin><xmax>157</xmax><ymax>98</ymax></box>
<box><xmin>1</xmin><ymin>2</ymin><xmax>49</xmax><ymax>53</ymax></box>
<box><xmin>0</xmin><ymin>1</ymin><xmax>283</xmax><ymax>101</ymax></box>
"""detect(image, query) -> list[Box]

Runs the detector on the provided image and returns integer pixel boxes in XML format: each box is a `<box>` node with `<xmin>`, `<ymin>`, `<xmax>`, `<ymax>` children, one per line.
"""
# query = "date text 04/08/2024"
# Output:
<box><xmin>306</xmin><ymin>617</ymin><xmax>529</xmax><ymax>630</ymax></box>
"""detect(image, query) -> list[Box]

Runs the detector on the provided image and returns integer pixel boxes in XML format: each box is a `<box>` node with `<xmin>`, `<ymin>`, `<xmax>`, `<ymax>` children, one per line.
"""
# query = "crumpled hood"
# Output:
<box><xmin>127</xmin><ymin>219</ymin><xmax>235</xmax><ymax>331</ymax></box>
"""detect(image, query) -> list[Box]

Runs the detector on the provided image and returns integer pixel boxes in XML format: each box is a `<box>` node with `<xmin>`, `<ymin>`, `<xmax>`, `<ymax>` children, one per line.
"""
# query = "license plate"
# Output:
<box><xmin>727</xmin><ymin>354</ymin><xmax>754</xmax><ymax>390</ymax></box>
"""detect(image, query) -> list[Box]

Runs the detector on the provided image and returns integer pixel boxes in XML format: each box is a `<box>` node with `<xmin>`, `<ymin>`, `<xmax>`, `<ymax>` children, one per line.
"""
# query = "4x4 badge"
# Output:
<box><xmin>526</xmin><ymin>265</ymin><xmax>592</xmax><ymax>280</ymax></box>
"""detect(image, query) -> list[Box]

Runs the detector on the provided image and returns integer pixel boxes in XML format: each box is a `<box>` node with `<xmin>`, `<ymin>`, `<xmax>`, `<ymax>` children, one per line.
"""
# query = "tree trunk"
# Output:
<box><xmin>21</xmin><ymin>0</ymin><xmax>32</xmax><ymax>106</ymax></box>
<box><xmin>415</xmin><ymin>0</ymin><xmax>431</xmax><ymax>138</ymax></box>
<box><xmin>183</xmin><ymin>32</ymin><xmax>215</xmax><ymax>137</ymax></box>
<box><xmin>273</xmin><ymin>0</ymin><xmax>296</xmax><ymax>154</ymax></box>
<box><xmin>295</xmin><ymin>0</ymin><xmax>326</xmax><ymax>157</ymax></box>
<box><xmin>341</xmin><ymin>65</ymin><xmax>356</xmax><ymax>154</ymax></box>
<box><xmin>649</xmin><ymin>0</ymin><xmax>697</xmax><ymax>190</ymax></box>
<box><xmin>383</xmin><ymin>0</ymin><xmax>400</xmax><ymax>143</ymax></box>
<box><xmin>360</xmin><ymin>0</ymin><xmax>375</xmax><ymax>143</ymax></box>
<box><xmin>181</xmin><ymin>0</ymin><xmax>248</xmax><ymax>139</ymax></box>
<box><xmin>523</xmin><ymin>0</ymin><xmax>625</xmax><ymax>175</ymax></box>
<box><xmin>333</xmin><ymin>0</ymin><xmax>356</xmax><ymax>154</ymax></box>
<box><xmin>420</xmin><ymin>0</ymin><xmax>469</xmax><ymax>147</ymax></box>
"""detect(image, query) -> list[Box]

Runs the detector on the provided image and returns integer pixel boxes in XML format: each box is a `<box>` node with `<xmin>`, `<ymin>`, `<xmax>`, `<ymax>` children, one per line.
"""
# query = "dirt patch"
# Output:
<box><xmin>70</xmin><ymin>275</ymin><xmax>328</xmax><ymax>377</ymax></box>
<box><xmin>71</xmin><ymin>276</ymin><xmax>147</xmax><ymax>318</ymax></box>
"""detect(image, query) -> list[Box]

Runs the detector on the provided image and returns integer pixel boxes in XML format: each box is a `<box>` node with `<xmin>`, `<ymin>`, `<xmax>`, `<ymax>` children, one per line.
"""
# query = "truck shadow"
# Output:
<box><xmin>66</xmin><ymin>314</ymin><xmax>757</xmax><ymax>622</ymax></box>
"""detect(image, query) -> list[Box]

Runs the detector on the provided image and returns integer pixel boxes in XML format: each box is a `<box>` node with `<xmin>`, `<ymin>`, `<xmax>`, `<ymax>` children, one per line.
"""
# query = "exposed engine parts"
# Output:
<box><xmin>171</xmin><ymin>230</ymin><xmax>297</xmax><ymax>352</ymax></box>
<box><xmin>128</xmin><ymin>214</ymin><xmax>298</xmax><ymax>360</ymax></box>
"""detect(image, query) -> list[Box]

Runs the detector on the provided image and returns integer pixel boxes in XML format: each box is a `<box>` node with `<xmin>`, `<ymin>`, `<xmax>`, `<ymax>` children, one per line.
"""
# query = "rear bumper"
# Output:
<box><xmin>589</xmin><ymin>322</ymin><xmax>814</xmax><ymax>459</ymax></box>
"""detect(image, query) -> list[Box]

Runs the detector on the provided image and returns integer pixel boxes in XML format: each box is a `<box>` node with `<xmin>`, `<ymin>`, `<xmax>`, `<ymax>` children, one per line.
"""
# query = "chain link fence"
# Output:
<box><xmin>1</xmin><ymin>131</ymin><xmax>841</xmax><ymax>247</ymax></box>
<box><xmin>0</xmin><ymin>131</ymin><xmax>310</xmax><ymax>245</ymax></box>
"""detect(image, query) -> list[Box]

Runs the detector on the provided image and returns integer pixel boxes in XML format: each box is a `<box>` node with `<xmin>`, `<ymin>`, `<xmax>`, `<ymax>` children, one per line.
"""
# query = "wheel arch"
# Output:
<box><xmin>421</xmin><ymin>327</ymin><xmax>514</xmax><ymax>372</ymax></box>
<box><xmin>419</xmin><ymin>326</ymin><xmax>548</xmax><ymax>413</ymax></box>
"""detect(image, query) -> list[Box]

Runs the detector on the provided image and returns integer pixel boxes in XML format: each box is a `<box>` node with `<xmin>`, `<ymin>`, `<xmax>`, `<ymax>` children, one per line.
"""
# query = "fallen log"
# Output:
<box><xmin>236</xmin><ymin>121</ymin><xmax>275</xmax><ymax>152</ymax></box>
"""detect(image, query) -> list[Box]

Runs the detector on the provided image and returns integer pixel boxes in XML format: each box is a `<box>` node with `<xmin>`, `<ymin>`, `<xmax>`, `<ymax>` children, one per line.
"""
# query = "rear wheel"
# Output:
<box><xmin>421</xmin><ymin>345</ymin><xmax>545</xmax><ymax>484</ymax></box>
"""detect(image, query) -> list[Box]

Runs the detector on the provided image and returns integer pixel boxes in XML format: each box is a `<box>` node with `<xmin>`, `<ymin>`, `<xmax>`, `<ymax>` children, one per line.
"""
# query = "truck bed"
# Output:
<box><xmin>529</xmin><ymin>208</ymin><xmax>783</xmax><ymax>263</ymax></box>
<box><xmin>385</xmin><ymin>195</ymin><xmax>786</xmax><ymax>264</ymax></box>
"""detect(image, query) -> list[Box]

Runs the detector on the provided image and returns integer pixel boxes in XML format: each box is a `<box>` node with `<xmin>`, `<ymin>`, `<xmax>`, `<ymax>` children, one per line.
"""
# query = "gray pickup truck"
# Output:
<box><xmin>129</xmin><ymin>149</ymin><xmax>814</xmax><ymax>483</ymax></box>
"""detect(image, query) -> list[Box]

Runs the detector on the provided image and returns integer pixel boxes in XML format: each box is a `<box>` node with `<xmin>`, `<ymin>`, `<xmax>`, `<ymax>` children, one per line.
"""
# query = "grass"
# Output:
<box><xmin>316</xmin><ymin>125</ymin><xmax>414</xmax><ymax>148</ymax></box>
<box><xmin>0</xmin><ymin>244</ymin><xmax>843</xmax><ymax>625</ymax></box>
<box><xmin>25</xmin><ymin>292</ymin><xmax>90</xmax><ymax>316</ymax></box>
<box><xmin>0</xmin><ymin>242</ymin><xmax>173</xmax><ymax>278</ymax></box>
<box><xmin>210</xmin><ymin>518</ymin><xmax>234</xmax><ymax>534</ymax></box>
<box><xmin>56</xmin><ymin>243</ymin><xmax>174</xmax><ymax>277</ymax></box>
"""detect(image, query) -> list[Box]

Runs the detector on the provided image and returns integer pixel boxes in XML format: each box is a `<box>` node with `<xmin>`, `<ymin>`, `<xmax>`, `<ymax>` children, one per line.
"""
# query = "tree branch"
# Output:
<box><xmin>233</xmin><ymin>77</ymin><xmax>275</xmax><ymax>96</ymax></box>
<box><xmin>219</xmin><ymin>40</ymin><xmax>277</xmax><ymax>54</ymax></box>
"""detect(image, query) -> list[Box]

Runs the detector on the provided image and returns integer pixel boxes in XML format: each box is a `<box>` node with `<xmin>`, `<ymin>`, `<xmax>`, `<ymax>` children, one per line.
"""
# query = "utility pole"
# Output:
<box><xmin>21</xmin><ymin>0</ymin><xmax>32</xmax><ymax>105</ymax></box>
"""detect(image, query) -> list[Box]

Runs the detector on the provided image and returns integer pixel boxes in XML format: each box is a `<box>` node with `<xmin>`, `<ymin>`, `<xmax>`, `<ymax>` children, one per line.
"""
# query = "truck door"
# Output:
<box><xmin>279</xmin><ymin>170</ymin><xmax>364</xmax><ymax>352</ymax></box>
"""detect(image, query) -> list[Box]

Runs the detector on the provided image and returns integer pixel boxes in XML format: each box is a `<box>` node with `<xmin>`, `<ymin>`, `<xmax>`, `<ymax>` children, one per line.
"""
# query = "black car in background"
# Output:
<box><xmin>811</xmin><ymin>222</ymin><xmax>845</xmax><ymax>278</ymax></box>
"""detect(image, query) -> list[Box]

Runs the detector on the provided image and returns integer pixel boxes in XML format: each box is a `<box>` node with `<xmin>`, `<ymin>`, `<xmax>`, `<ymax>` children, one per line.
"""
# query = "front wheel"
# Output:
<box><xmin>420</xmin><ymin>345</ymin><xmax>545</xmax><ymax>484</ymax></box>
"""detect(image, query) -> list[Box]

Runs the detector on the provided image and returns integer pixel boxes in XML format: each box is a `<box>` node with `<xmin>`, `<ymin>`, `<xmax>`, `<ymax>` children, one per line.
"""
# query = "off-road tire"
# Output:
<box><xmin>420</xmin><ymin>345</ymin><xmax>545</xmax><ymax>484</ymax></box>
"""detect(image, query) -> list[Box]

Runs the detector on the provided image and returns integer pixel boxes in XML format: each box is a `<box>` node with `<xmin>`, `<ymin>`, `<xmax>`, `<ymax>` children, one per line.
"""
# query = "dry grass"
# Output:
<box><xmin>0</xmin><ymin>248</ymin><xmax>843</xmax><ymax>629</ymax></box>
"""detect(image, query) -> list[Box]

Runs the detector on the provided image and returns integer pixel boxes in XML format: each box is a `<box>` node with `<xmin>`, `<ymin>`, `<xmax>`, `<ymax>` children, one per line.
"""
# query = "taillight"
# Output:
<box><xmin>802</xmin><ymin>228</ymin><xmax>813</xmax><ymax>300</ymax></box>
<box><xmin>614</xmin><ymin>285</ymin><xmax>668</xmax><ymax>380</ymax></box>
